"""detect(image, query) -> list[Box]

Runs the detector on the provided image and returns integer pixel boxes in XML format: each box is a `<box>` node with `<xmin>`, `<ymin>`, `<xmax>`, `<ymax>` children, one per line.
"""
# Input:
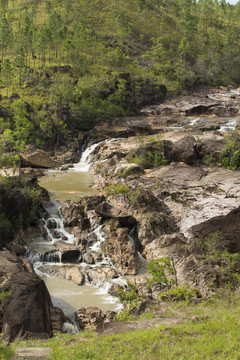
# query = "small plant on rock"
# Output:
<box><xmin>147</xmin><ymin>257</ymin><xmax>175</xmax><ymax>289</ymax></box>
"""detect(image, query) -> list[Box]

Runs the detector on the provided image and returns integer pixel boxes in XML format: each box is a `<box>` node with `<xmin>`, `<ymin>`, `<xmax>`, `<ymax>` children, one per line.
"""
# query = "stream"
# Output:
<box><xmin>26</xmin><ymin>143</ymin><xmax>126</xmax><ymax>330</ymax></box>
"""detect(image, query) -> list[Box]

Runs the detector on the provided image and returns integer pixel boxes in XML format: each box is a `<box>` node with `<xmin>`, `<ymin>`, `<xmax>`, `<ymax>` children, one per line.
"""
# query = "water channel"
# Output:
<box><xmin>26</xmin><ymin>143</ymin><xmax>125</xmax><ymax>329</ymax></box>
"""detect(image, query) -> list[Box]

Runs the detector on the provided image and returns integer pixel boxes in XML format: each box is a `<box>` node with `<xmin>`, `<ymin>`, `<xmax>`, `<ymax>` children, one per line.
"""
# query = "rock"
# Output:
<box><xmin>50</xmin><ymin>307</ymin><xmax>65</xmax><ymax>335</ymax></box>
<box><xmin>65</xmin><ymin>267</ymin><xmax>85</xmax><ymax>285</ymax></box>
<box><xmin>95</xmin><ymin>202</ymin><xmax>136</xmax><ymax>227</ymax></box>
<box><xmin>21</xmin><ymin>148</ymin><xmax>57</xmax><ymax>168</ymax></box>
<box><xmin>0</xmin><ymin>251</ymin><xmax>53</xmax><ymax>342</ymax></box>
<box><xmin>37</xmin><ymin>265</ymin><xmax>85</xmax><ymax>286</ymax></box>
<box><xmin>75</xmin><ymin>307</ymin><xmax>103</xmax><ymax>329</ymax></box>
<box><xmin>189</xmin><ymin>205</ymin><xmax>240</xmax><ymax>253</ymax></box>
<box><xmin>87</xmin><ymin>267</ymin><xmax>119</xmax><ymax>285</ymax></box>
<box><xmin>83</xmin><ymin>253</ymin><xmax>95</xmax><ymax>265</ymax></box>
<box><xmin>196</xmin><ymin>139</ymin><xmax>224</xmax><ymax>161</ymax></box>
<box><xmin>55</xmin><ymin>241</ymin><xmax>81</xmax><ymax>263</ymax></box>
<box><xmin>171</xmin><ymin>136</ymin><xmax>197</xmax><ymax>164</ymax></box>
<box><xmin>5</xmin><ymin>240</ymin><xmax>26</xmax><ymax>256</ymax></box>
<box><xmin>47</xmin><ymin>219</ymin><xmax>57</xmax><ymax>229</ymax></box>
<box><xmin>101</xmin><ymin>227</ymin><xmax>140</xmax><ymax>275</ymax></box>
<box><xmin>127</xmin><ymin>140</ymin><xmax>173</xmax><ymax>167</ymax></box>
<box><xmin>61</xmin><ymin>201</ymin><xmax>85</xmax><ymax>228</ymax></box>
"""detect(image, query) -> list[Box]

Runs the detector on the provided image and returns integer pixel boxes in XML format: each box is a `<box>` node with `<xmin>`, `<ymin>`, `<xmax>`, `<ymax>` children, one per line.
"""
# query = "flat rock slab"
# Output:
<box><xmin>96</xmin><ymin>317</ymin><xmax>186</xmax><ymax>335</ymax></box>
<box><xmin>14</xmin><ymin>347</ymin><xmax>51</xmax><ymax>359</ymax></box>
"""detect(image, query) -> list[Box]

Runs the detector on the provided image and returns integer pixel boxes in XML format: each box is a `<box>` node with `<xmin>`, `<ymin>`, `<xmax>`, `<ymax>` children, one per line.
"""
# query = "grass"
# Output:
<box><xmin>6</xmin><ymin>290</ymin><xmax>240</xmax><ymax>360</ymax></box>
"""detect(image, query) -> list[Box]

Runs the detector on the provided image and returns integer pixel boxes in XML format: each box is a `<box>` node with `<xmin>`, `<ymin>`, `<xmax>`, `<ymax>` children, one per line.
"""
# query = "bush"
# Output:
<box><xmin>160</xmin><ymin>285</ymin><xmax>201</xmax><ymax>301</ymax></box>
<box><xmin>147</xmin><ymin>257</ymin><xmax>175</xmax><ymax>289</ymax></box>
<box><xmin>104</xmin><ymin>182</ymin><xmax>129</xmax><ymax>195</ymax></box>
<box><xmin>219</xmin><ymin>131</ymin><xmax>240</xmax><ymax>170</ymax></box>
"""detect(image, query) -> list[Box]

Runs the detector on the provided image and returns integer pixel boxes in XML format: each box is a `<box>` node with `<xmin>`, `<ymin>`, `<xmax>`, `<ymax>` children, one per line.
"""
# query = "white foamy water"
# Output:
<box><xmin>188</xmin><ymin>118</ymin><xmax>201</xmax><ymax>126</ymax></box>
<box><xmin>219</xmin><ymin>118</ymin><xmax>239</xmax><ymax>133</ymax></box>
<box><xmin>72</xmin><ymin>142</ymin><xmax>101</xmax><ymax>172</ymax></box>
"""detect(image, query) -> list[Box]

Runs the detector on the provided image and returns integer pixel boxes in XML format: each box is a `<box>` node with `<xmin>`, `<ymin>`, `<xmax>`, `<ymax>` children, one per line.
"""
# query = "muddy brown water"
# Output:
<box><xmin>38</xmin><ymin>170</ymin><xmax>95</xmax><ymax>202</ymax></box>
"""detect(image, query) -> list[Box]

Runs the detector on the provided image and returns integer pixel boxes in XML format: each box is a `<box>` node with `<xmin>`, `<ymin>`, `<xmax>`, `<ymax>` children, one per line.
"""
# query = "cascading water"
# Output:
<box><xmin>26</xmin><ymin>142</ymin><xmax>126</xmax><ymax>332</ymax></box>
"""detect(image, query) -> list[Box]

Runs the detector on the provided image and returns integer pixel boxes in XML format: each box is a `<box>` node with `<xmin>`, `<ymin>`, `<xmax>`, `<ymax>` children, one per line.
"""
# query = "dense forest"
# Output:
<box><xmin>0</xmin><ymin>0</ymin><xmax>239</xmax><ymax>152</ymax></box>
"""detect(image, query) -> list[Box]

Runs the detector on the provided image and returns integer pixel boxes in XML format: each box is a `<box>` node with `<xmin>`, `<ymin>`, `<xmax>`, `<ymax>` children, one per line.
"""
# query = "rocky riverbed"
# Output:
<box><xmin>1</xmin><ymin>86</ymin><xmax>240</xmax><ymax>341</ymax></box>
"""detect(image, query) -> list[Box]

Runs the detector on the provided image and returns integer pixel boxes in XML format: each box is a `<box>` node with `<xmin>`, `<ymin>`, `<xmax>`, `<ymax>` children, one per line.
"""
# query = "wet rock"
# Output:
<box><xmin>21</xmin><ymin>147</ymin><xmax>57</xmax><ymax>168</ymax></box>
<box><xmin>87</xmin><ymin>266</ymin><xmax>119</xmax><ymax>285</ymax></box>
<box><xmin>50</xmin><ymin>307</ymin><xmax>65</xmax><ymax>335</ymax></box>
<box><xmin>75</xmin><ymin>307</ymin><xmax>103</xmax><ymax>330</ymax></box>
<box><xmin>38</xmin><ymin>265</ymin><xmax>85</xmax><ymax>286</ymax></box>
<box><xmin>65</xmin><ymin>267</ymin><xmax>85</xmax><ymax>285</ymax></box>
<box><xmin>83</xmin><ymin>253</ymin><xmax>95</xmax><ymax>265</ymax></box>
<box><xmin>47</xmin><ymin>219</ymin><xmax>57</xmax><ymax>229</ymax></box>
<box><xmin>95</xmin><ymin>202</ymin><xmax>136</xmax><ymax>227</ymax></box>
<box><xmin>171</xmin><ymin>136</ymin><xmax>197</xmax><ymax>164</ymax></box>
<box><xmin>52</xmin><ymin>230</ymin><xmax>62</xmax><ymax>239</ymax></box>
<box><xmin>55</xmin><ymin>241</ymin><xmax>81</xmax><ymax>263</ymax></box>
<box><xmin>104</xmin><ymin>311</ymin><xmax>117</xmax><ymax>322</ymax></box>
<box><xmin>101</xmin><ymin>227</ymin><xmax>140</xmax><ymax>275</ymax></box>
<box><xmin>5</xmin><ymin>240</ymin><xmax>26</xmax><ymax>256</ymax></box>
<box><xmin>61</xmin><ymin>202</ymin><xmax>84</xmax><ymax>228</ymax></box>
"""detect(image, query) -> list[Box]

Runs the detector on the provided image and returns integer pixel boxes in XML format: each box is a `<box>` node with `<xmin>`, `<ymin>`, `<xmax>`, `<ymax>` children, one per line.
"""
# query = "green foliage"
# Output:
<box><xmin>128</xmin><ymin>135</ymin><xmax>169</xmax><ymax>169</ymax></box>
<box><xmin>104</xmin><ymin>182</ymin><xmax>129</xmax><ymax>195</ymax></box>
<box><xmin>202</xmin><ymin>231</ymin><xmax>225</xmax><ymax>256</ymax></box>
<box><xmin>0</xmin><ymin>290</ymin><xmax>12</xmax><ymax>307</ymax></box>
<box><xmin>116</xmin><ymin>283</ymin><xmax>139</xmax><ymax>305</ymax></box>
<box><xmin>198</xmin><ymin>231</ymin><xmax>240</xmax><ymax>289</ymax></box>
<box><xmin>119</xmin><ymin>168</ymin><xmax>134</xmax><ymax>178</ymax></box>
<box><xmin>0</xmin><ymin>343</ymin><xmax>14</xmax><ymax>360</ymax></box>
<box><xmin>204</xmin><ymin>154</ymin><xmax>216</xmax><ymax>167</ymax></box>
<box><xmin>160</xmin><ymin>285</ymin><xmax>201</xmax><ymax>301</ymax></box>
<box><xmin>219</xmin><ymin>131</ymin><xmax>240</xmax><ymax>170</ymax></box>
<box><xmin>147</xmin><ymin>257</ymin><xmax>175</xmax><ymax>288</ymax></box>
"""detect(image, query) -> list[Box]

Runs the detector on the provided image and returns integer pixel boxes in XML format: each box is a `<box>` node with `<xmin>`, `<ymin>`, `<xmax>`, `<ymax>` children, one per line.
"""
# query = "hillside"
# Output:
<box><xmin>0</xmin><ymin>0</ymin><xmax>239</xmax><ymax>153</ymax></box>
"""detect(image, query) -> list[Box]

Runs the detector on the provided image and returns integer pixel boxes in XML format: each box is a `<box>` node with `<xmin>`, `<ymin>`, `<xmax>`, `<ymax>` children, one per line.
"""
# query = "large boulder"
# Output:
<box><xmin>0</xmin><ymin>251</ymin><xmax>54</xmax><ymax>342</ymax></box>
<box><xmin>196</xmin><ymin>139</ymin><xmax>224</xmax><ymax>161</ymax></box>
<box><xmin>189</xmin><ymin>205</ymin><xmax>240</xmax><ymax>253</ymax></box>
<box><xmin>21</xmin><ymin>146</ymin><xmax>56</xmax><ymax>168</ymax></box>
<box><xmin>171</xmin><ymin>136</ymin><xmax>197</xmax><ymax>165</ymax></box>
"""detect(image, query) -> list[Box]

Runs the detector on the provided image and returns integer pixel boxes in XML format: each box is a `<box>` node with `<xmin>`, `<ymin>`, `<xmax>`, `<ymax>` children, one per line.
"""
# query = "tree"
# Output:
<box><xmin>1</xmin><ymin>58</ymin><xmax>12</xmax><ymax>96</ymax></box>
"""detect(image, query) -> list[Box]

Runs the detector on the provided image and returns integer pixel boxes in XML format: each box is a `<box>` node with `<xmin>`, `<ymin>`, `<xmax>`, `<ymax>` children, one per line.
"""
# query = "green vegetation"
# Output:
<box><xmin>160</xmin><ymin>284</ymin><xmax>201</xmax><ymax>301</ymax></box>
<box><xmin>127</xmin><ymin>135</ymin><xmax>169</xmax><ymax>169</ymax></box>
<box><xmin>9</xmin><ymin>291</ymin><xmax>240</xmax><ymax>359</ymax></box>
<box><xmin>104</xmin><ymin>182</ymin><xmax>129</xmax><ymax>195</ymax></box>
<box><xmin>0</xmin><ymin>343</ymin><xmax>14</xmax><ymax>360</ymax></box>
<box><xmin>197</xmin><ymin>231</ymin><xmax>240</xmax><ymax>289</ymax></box>
<box><xmin>0</xmin><ymin>0</ymin><xmax>238</xmax><ymax>150</ymax></box>
<box><xmin>220</xmin><ymin>131</ymin><xmax>240</xmax><ymax>170</ymax></box>
<box><xmin>147</xmin><ymin>257</ymin><xmax>175</xmax><ymax>289</ymax></box>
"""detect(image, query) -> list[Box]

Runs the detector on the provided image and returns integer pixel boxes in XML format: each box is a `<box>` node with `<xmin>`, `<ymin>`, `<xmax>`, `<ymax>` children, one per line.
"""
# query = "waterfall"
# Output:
<box><xmin>73</xmin><ymin>142</ymin><xmax>100</xmax><ymax>172</ymax></box>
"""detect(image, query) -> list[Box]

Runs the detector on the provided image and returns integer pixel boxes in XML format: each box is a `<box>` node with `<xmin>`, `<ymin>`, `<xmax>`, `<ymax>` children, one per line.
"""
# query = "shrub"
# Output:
<box><xmin>219</xmin><ymin>131</ymin><xmax>240</xmax><ymax>170</ymax></box>
<box><xmin>147</xmin><ymin>257</ymin><xmax>175</xmax><ymax>289</ymax></box>
<box><xmin>160</xmin><ymin>285</ymin><xmax>201</xmax><ymax>301</ymax></box>
<box><xmin>104</xmin><ymin>182</ymin><xmax>129</xmax><ymax>195</ymax></box>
